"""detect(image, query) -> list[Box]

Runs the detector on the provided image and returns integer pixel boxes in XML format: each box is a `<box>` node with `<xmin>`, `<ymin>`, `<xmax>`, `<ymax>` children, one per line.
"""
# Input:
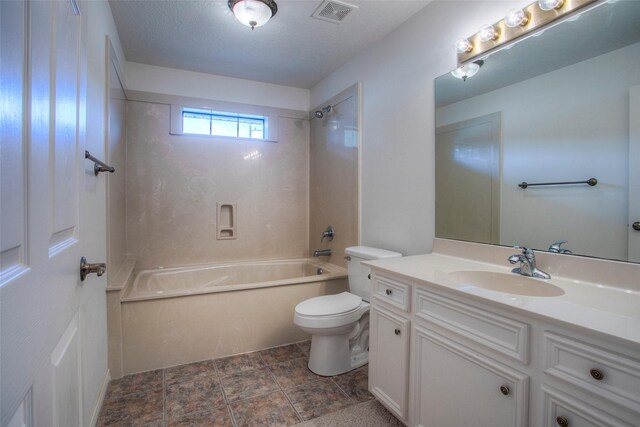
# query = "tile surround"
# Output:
<box><xmin>125</xmin><ymin>101</ymin><xmax>310</xmax><ymax>270</ymax></box>
<box><xmin>98</xmin><ymin>341</ymin><xmax>380</xmax><ymax>426</ymax></box>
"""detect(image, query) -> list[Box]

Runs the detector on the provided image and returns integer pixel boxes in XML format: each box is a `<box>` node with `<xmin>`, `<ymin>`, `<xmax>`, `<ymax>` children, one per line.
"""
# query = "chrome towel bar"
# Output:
<box><xmin>85</xmin><ymin>150</ymin><xmax>115</xmax><ymax>176</ymax></box>
<box><xmin>518</xmin><ymin>178</ymin><xmax>597</xmax><ymax>189</ymax></box>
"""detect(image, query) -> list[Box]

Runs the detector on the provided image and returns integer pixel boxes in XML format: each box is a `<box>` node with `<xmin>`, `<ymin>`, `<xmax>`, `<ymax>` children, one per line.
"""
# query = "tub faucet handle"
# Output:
<box><xmin>320</xmin><ymin>226</ymin><xmax>334</xmax><ymax>242</ymax></box>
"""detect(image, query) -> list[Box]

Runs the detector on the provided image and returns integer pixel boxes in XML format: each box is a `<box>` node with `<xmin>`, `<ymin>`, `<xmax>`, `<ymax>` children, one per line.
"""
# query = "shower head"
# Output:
<box><xmin>313</xmin><ymin>105</ymin><xmax>333</xmax><ymax>119</ymax></box>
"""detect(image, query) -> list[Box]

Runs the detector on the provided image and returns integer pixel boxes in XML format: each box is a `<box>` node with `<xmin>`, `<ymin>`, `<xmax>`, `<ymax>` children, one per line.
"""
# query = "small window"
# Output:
<box><xmin>182</xmin><ymin>108</ymin><xmax>266</xmax><ymax>140</ymax></box>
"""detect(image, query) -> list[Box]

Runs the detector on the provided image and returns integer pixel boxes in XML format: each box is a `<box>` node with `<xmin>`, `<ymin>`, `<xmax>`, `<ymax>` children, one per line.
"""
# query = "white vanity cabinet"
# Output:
<box><xmin>413</xmin><ymin>325</ymin><xmax>529</xmax><ymax>427</ymax></box>
<box><xmin>411</xmin><ymin>286</ymin><xmax>529</xmax><ymax>427</ymax></box>
<box><xmin>369</xmin><ymin>273</ymin><xmax>412</xmax><ymax>423</ymax></box>
<box><xmin>367</xmin><ymin>267</ymin><xmax>640</xmax><ymax>427</ymax></box>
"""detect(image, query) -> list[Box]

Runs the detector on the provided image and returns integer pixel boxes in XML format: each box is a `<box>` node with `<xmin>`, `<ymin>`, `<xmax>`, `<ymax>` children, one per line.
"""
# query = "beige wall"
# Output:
<box><xmin>309</xmin><ymin>84</ymin><xmax>360</xmax><ymax>267</ymax></box>
<box><xmin>125</xmin><ymin>99</ymin><xmax>310</xmax><ymax>269</ymax></box>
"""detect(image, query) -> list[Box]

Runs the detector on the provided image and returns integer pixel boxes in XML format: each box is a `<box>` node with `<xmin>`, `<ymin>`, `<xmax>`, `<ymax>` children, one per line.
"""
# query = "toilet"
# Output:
<box><xmin>294</xmin><ymin>246</ymin><xmax>402</xmax><ymax>376</ymax></box>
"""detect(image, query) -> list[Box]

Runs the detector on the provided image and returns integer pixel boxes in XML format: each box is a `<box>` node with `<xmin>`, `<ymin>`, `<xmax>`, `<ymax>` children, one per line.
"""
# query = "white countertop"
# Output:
<box><xmin>364</xmin><ymin>253</ymin><xmax>640</xmax><ymax>348</ymax></box>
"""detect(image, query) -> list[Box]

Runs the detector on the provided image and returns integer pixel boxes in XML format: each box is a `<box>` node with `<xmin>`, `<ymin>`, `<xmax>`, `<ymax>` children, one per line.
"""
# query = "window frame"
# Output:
<box><xmin>170</xmin><ymin>103</ymin><xmax>278</xmax><ymax>142</ymax></box>
<box><xmin>181</xmin><ymin>108</ymin><xmax>267</xmax><ymax>140</ymax></box>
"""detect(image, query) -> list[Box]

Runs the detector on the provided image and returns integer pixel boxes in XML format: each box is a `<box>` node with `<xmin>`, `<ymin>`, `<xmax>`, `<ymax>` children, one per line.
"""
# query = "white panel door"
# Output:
<box><xmin>629</xmin><ymin>86</ymin><xmax>640</xmax><ymax>262</ymax></box>
<box><xmin>1</xmin><ymin>1</ymin><xmax>104</xmax><ymax>426</ymax></box>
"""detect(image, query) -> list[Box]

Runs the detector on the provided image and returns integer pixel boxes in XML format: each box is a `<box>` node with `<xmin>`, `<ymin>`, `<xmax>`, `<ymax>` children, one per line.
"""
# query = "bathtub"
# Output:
<box><xmin>114</xmin><ymin>258</ymin><xmax>349</xmax><ymax>375</ymax></box>
<box><xmin>123</xmin><ymin>258</ymin><xmax>345</xmax><ymax>302</ymax></box>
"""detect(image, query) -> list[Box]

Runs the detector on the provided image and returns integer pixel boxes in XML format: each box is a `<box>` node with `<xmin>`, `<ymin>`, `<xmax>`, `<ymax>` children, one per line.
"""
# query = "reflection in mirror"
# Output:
<box><xmin>435</xmin><ymin>0</ymin><xmax>640</xmax><ymax>263</ymax></box>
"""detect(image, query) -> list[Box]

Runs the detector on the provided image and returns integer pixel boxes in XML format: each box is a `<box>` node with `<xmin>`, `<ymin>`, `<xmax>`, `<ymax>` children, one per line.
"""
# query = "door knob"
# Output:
<box><xmin>80</xmin><ymin>257</ymin><xmax>106</xmax><ymax>281</ymax></box>
<box><xmin>633</xmin><ymin>222</ymin><xmax>640</xmax><ymax>231</ymax></box>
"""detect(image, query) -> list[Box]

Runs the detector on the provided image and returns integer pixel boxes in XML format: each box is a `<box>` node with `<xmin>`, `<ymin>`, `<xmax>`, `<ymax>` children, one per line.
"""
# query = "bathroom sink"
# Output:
<box><xmin>448</xmin><ymin>271</ymin><xmax>565</xmax><ymax>297</ymax></box>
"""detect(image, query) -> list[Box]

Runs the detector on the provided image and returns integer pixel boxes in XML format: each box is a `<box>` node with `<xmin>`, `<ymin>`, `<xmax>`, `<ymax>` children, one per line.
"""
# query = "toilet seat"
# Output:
<box><xmin>295</xmin><ymin>292</ymin><xmax>362</xmax><ymax>316</ymax></box>
<box><xmin>294</xmin><ymin>292</ymin><xmax>369</xmax><ymax>329</ymax></box>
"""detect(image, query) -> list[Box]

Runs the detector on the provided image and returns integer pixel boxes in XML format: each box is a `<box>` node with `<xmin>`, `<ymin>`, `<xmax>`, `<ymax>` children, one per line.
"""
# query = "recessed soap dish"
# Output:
<box><xmin>217</xmin><ymin>202</ymin><xmax>236</xmax><ymax>240</ymax></box>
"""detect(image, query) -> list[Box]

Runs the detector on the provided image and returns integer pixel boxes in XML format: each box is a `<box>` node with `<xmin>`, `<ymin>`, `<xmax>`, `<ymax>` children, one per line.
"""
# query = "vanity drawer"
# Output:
<box><xmin>542</xmin><ymin>385</ymin><xmax>635</xmax><ymax>427</ymax></box>
<box><xmin>414</xmin><ymin>287</ymin><xmax>529</xmax><ymax>363</ymax></box>
<box><xmin>372</xmin><ymin>274</ymin><xmax>410</xmax><ymax>312</ymax></box>
<box><xmin>544</xmin><ymin>332</ymin><xmax>640</xmax><ymax>413</ymax></box>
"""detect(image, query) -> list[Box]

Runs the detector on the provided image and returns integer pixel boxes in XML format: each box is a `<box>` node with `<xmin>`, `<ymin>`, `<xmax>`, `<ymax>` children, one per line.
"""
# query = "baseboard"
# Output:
<box><xmin>90</xmin><ymin>369</ymin><xmax>111</xmax><ymax>427</ymax></box>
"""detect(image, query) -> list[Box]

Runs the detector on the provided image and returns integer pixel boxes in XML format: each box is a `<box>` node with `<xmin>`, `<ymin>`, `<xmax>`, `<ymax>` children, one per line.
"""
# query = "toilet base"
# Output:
<box><xmin>307</xmin><ymin>313</ymin><xmax>370</xmax><ymax>376</ymax></box>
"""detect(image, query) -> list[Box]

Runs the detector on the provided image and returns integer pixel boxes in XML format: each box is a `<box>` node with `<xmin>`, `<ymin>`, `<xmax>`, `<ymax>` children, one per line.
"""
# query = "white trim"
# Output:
<box><xmin>90</xmin><ymin>369</ymin><xmax>111</xmax><ymax>427</ymax></box>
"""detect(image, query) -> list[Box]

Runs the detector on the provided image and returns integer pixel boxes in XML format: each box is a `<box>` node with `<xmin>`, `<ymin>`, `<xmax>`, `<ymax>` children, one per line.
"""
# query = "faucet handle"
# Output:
<box><xmin>513</xmin><ymin>246</ymin><xmax>534</xmax><ymax>259</ymax></box>
<box><xmin>320</xmin><ymin>226</ymin><xmax>334</xmax><ymax>242</ymax></box>
<box><xmin>549</xmin><ymin>240</ymin><xmax>571</xmax><ymax>254</ymax></box>
<box><xmin>508</xmin><ymin>254</ymin><xmax>522</xmax><ymax>265</ymax></box>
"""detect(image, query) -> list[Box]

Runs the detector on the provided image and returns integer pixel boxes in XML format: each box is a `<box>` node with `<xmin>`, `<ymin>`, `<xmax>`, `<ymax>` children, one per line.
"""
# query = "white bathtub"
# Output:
<box><xmin>123</xmin><ymin>258</ymin><xmax>346</xmax><ymax>301</ymax></box>
<box><xmin>115</xmin><ymin>258</ymin><xmax>349</xmax><ymax>374</ymax></box>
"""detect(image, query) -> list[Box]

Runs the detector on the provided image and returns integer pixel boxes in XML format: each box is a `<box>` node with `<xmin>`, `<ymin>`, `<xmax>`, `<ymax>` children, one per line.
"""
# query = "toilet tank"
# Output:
<box><xmin>345</xmin><ymin>246</ymin><xmax>402</xmax><ymax>302</ymax></box>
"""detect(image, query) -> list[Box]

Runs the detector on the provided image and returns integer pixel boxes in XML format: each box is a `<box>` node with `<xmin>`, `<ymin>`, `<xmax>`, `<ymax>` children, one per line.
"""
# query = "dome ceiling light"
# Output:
<box><xmin>228</xmin><ymin>0</ymin><xmax>278</xmax><ymax>30</ymax></box>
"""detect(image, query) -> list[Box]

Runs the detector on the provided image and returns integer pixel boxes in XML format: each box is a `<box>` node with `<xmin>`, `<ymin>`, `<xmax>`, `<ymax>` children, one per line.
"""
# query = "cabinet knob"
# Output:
<box><xmin>386</xmin><ymin>289</ymin><xmax>392</xmax><ymax>295</ymax></box>
<box><xmin>368</xmin><ymin>274</ymin><xmax>371</xmax><ymax>280</ymax></box>
<box><xmin>590</xmin><ymin>369</ymin><xmax>604</xmax><ymax>381</ymax></box>
<box><xmin>556</xmin><ymin>416</ymin><xmax>569</xmax><ymax>427</ymax></box>
<box><xmin>499</xmin><ymin>385</ymin><xmax>510</xmax><ymax>395</ymax></box>
<box><xmin>394</xmin><ymin>328</ymin><xmax>401</xmax><ymax>335</ymax></box>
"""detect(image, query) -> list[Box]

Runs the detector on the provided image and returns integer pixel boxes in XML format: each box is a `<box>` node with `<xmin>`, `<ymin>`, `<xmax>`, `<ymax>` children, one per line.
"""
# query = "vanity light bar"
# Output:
<box><xmin>457</xmin><ymin>0</ymin><xmax>597</xmax><ymax>63</ymax></box>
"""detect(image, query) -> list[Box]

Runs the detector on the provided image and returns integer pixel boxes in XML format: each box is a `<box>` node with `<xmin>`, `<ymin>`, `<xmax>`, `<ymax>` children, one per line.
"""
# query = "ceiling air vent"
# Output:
<box><xmin>311</xmin><ymin>0</ymin><xmax>358</xmax><ymax>24</ymax></box>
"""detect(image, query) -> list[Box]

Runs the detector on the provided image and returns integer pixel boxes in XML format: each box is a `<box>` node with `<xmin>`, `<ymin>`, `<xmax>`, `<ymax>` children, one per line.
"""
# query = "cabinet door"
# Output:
<box><xmin>369</xmin><ymin>306</ymin><xmax>410</xmax><ymax>422</ymax></box>
<box><xmin>413</xmin><ymin>326</ymin><xmax>529</xmax><ymax>427</ymax></box>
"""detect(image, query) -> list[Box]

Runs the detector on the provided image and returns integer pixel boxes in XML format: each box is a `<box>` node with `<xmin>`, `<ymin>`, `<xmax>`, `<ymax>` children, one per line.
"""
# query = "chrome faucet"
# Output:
<box><xmin>320</xmin><ymin>226</ymin><xmax>334</xmax><ymax>242</ymax></box>
<box><xmin>548</xmin><ymin>240</ymin><xmax>573</xmax><ymax>254</ymax></box>
<box><xmin>313</xmin><ymin>249</ymin><xmax>332</xmax><ymax>257</ymax></box>
<box><xmin>508</xmin><ymin>246</ymin><xmax>550</xmax><ymax>279</ymax></box>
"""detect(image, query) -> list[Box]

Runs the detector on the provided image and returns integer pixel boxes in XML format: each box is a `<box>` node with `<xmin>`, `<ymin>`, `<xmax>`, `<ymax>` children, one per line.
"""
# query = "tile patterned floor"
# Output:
<box><xmin>97</xmin><ymin>341</ymin><xmax>374</xmax><ymax>426</ymax></box>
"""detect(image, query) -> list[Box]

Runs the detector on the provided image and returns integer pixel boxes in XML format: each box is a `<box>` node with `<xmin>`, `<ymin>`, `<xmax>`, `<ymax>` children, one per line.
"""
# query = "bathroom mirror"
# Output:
<box><xmin>434</xmin><ymin>0</ymin><xmax>640</xmax><ymax>263</ymax></box>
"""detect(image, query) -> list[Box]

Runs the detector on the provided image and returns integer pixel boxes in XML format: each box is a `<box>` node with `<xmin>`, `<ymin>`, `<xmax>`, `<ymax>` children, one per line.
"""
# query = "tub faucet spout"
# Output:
<box><xmin>313</xmin><ymin>249</ymin><xmax>332</xmax><ymax>257</ymax></box>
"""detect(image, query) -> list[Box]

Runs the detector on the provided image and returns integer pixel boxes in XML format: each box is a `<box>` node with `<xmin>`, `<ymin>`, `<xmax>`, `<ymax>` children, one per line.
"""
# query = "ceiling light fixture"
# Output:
<box><xmin>228</xmin><ymin>0</ymin><xmax>278</xmax><ymax>30</ymax></box>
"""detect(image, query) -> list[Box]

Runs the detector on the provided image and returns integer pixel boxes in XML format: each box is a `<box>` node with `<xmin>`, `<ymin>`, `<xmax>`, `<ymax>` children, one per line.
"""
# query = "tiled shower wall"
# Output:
<box><xmin>309</xmin><ymin>84</ymin><xmax>360</xmax><ymax>267</ymax></box>
<box><xmin>125</xmin><ymin>97</ymin><xmax>310</xmax><ymax>269</ymax></box>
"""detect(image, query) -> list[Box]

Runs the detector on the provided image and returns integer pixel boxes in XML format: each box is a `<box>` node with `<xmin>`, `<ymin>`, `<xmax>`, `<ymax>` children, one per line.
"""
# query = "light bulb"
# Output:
<box><xmin>478</xmin><ymin>24</ymin><xmax>499</xmax><ymax>42</ymax></box>
<box><xmin>538</xmin><ymin>0</ymin><xmax>564</xmax><ymax>11</ymax></box>
<box><xmin>455</xmin><ymin>38</ymin><xmax>473</xmax><ymax>54</ymax></box>
<box><xmin>505</xmin><ymin>9</ymin><xmax>529</xmax><ymax>27</ymax></box>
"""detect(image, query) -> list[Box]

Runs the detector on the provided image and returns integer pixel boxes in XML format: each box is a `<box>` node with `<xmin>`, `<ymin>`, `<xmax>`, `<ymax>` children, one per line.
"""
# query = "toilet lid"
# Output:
<box><xmin>295</xmin><ymin>292</ymin><xmax>362</xmax><ymax>316</ymax></box>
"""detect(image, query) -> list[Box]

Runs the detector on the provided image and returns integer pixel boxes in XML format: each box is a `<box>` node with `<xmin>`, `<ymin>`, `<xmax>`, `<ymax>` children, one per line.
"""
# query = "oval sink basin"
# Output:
<box><xmin>448</xmin><ymin>271</ymin><xmax>565</xmax><ymax>297</ymax></box>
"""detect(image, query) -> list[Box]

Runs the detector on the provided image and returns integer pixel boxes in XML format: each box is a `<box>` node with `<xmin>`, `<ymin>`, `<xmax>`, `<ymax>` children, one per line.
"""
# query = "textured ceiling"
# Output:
<box><xmin>109</xmin><ymin>0</ymin><xmax>431</xmax><ymax>89</ymax></box>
